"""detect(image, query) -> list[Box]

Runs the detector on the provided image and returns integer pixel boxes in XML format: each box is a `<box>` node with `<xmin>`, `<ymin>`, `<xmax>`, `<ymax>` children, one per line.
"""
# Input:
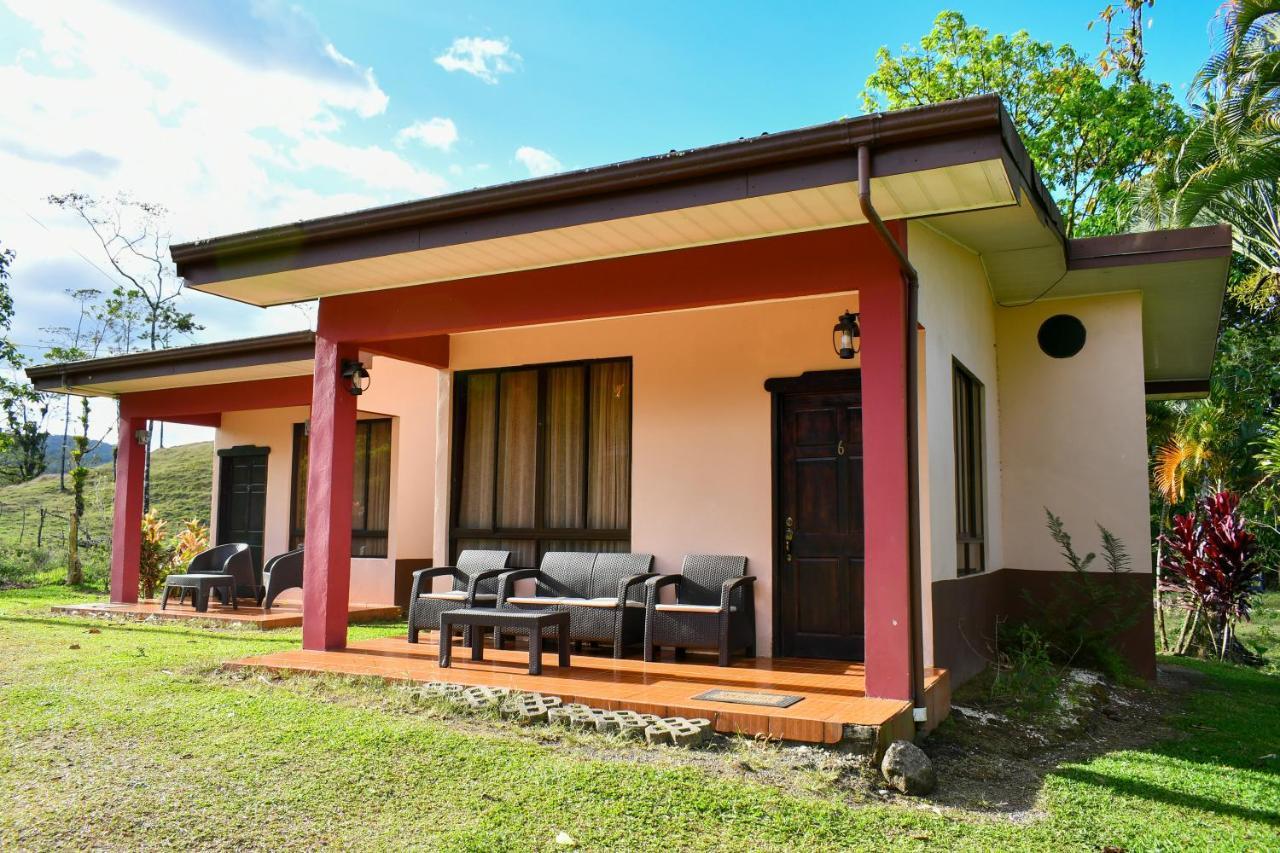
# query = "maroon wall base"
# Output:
<box><xmin>932</xmin><ymin>568</ymin><xmax>1156</xmax><ymax>685</ymax></box>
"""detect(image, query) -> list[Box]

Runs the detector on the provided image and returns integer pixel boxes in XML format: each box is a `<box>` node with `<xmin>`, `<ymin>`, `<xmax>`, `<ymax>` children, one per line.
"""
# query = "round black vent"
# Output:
<box><xmin>1037</xmin><ymin>314</ymin><xmax>1086</xmax><ymax>359</ymax></box>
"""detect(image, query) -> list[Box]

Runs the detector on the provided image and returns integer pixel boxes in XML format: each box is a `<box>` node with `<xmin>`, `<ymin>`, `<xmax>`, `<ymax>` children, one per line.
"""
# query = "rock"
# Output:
<box><xmin>880</xmin><ymin>740</ymin><xmax>936</xmax><ymax>796</ymax></box>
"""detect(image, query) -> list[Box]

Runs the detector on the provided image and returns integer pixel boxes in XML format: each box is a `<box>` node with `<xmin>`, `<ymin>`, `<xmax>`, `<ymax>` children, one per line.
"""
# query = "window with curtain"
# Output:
<box><xmin>952</xmin><ymin>361</ymin><xmax>985</xmax><ymax>576</ymax></box>
<box><xmin>290</xmin><ymin>418</ymin><xmax>393</xmax><ymax>558</ymax></box>
<box><xmin>451</xmin><ymin>358</ymin><xmax>631</xmax><ymax>567</ymax></box>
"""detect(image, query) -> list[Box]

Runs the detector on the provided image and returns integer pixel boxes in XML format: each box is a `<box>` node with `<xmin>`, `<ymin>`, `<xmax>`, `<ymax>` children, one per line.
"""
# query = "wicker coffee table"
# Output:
<box><xmin>439</xmin><ymin>608</ymin><xmax>570</xmax><ymax>675</ymax></box>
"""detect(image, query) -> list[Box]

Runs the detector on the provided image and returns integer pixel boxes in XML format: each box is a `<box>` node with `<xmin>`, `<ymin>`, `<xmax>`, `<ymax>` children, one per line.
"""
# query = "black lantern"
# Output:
<box><xmin>341</xmin><ymin>359</ymin><xmax>371</xmax><ymax>396</ymax></box>
<box><xmin>832</xmin><ymin>311</ymin><xmax>860</xmax><ymax>360</ymax></box>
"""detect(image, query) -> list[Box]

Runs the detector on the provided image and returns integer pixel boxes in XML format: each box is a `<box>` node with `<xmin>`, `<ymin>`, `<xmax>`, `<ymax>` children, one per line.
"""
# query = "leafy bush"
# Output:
<box><xmin>0</xmin><ymin>544</ymin><xmax>58</xmax><ymax>587</ymax></box>
<box><xmin>1159</xmin><ymin>490</ymin><xmax>1264</xmax><ymax>660</ymax></box>
<box><xmin>171</xmin><ymin>518</ymin><xmax>209</xmax><ymax>569</ymax></box>
<box><xmin>137</xmin><ymin>509</ymin><xmax>174</xmax><ymax>600</ymax></box>
<box><xmin>1026</xmin><ymin>510</ymin><xmax>1137</xmax><ymax>679</ymax></box>
<box><xmin>990</xmin><ymin>622</ymin><xmax>1060</xmax><ymax>716</ymax></box>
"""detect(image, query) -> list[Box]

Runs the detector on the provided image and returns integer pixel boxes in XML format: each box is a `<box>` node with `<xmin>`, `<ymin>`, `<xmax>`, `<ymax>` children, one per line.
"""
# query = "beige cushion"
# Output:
<box><xmin>654</xmin><ymin>603</ymin><xmax>735</xmax><ymax>614</ymax></box>
<box><xmin>505</xmin><ymin>596</ymin><xmax>587</xmax><ymax>606</ymax></box>
<box><xmin>425</xmin><ymin>591</ymin><xmax>497</xmax><ymax>602</ymax></box>
<box><xmin>569</xmin><ymin>597</ymin><xmax>644</xmax><ymax>609</ymax></box>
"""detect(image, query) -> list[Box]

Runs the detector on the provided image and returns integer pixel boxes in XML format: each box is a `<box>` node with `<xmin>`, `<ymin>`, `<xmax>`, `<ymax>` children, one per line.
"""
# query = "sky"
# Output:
<box><xmin>0</xmin><ymin>0</ymin><xmax>1225</xmax><ymax>447</ymax></box>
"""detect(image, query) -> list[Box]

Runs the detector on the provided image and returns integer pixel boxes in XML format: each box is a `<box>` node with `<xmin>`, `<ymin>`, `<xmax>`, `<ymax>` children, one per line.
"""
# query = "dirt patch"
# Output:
<box><xmin>923</xmin><ymin>665</ymin><xmax>1201</xmax><ymax>818</ymax></box>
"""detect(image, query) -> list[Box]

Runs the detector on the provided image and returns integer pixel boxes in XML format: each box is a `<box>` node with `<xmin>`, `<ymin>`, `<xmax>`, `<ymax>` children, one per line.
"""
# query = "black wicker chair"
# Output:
<box><xmin>162</xmin><ymin>543</ymin><xmax>259</xmax><ymax>609</ymax></box>
<box><xmin>644</xmin><ymin>555</ymin><xmax>755</xmax><ymax>666</ymax></box>
<box><xmin>260</xmin><ymin>547</ymin><xmax>304</xmax><ymax>610</ymax></box>
<box><xmin>499</xmin><ymin>552</ymin><xmax>655</xmax><ymax>657</ymax></box>
<box><xmin>406</xmin><ymin>550</ymin><xmax>511</xmax><ymax>643</ymax></box>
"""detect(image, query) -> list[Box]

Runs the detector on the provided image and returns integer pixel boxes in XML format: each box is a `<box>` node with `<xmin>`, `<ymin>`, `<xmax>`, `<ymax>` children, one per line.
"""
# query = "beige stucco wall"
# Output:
<box><xmin>434</xmin><ymin>293</ymin><xmax>863</xmax><ymax>656</ymax></box>
<box><xmin>910</xmin><ymin>222</ymin><xmax>1005</xmax><ymax>665</ymax></box>
<box><xmin>209</xmin><ymin>356</ymin><xmax>438</xmax><ymax>605</ymax></box>
<box><xmin>994</xmin><ymin>291</ymin><xmax>1150</xmax><ymax>574</ymax></box>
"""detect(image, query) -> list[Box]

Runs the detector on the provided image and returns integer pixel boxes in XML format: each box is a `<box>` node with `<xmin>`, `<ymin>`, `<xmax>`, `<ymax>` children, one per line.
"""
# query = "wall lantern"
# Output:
<box><xmin>832</xmin><ymin>311</ymin><xmax>860</xmax><ymax>360</ymax></box>
<box><xmin>341</xmin><ymin>359</ymin><xmax>371</xmax><ymax>396</ymax></box>
<box><xmin>134</xmin><ymin>428</ymin><xmax>151</xmax><ymax>447</ymax></box>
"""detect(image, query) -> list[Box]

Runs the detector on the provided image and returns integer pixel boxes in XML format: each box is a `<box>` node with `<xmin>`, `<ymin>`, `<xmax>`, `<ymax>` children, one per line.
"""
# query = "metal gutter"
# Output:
<box><xmin>857</xmin><ymin>144</ymin><xmax>928</xmax><ymax>724</ymax></box>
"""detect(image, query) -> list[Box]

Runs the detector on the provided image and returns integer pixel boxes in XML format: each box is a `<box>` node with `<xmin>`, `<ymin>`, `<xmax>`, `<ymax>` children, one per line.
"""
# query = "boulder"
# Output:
<box><xmin>880</xmin><ymin>740</ymin><xmax>936</xmax><ymax>796</ymax></box>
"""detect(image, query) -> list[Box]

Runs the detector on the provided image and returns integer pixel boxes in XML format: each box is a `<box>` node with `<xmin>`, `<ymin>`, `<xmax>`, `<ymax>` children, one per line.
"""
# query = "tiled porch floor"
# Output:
<box><xmin>228</xmin><ymin>635</ymin><xmax>950</xmax><ymax>744</ymax></box>
<box><xmin>51</xmin><ymin>600</ymin><xmax>401</xmax><ymax>629</ymax></box>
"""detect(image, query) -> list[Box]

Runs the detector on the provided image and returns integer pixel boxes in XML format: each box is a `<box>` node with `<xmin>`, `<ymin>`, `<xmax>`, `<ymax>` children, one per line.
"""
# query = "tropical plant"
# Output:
<box><xmin>137</xmin><ymin>509</ymin><xmax>173</xmax><ymax>600</ymax></box>
<box><xmin>171</xmin><ymin>518</ymin><xmax>209</xmax><ymax>569</ymax></box>
<box><xmin>1159</xmin><ymin>490</ymin><xmax>1263</xmax><ymax>660</ymax></box>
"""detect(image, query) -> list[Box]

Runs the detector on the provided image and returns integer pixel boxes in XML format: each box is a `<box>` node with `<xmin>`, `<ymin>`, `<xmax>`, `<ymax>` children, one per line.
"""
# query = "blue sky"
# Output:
<box><xmin>0</xmin><ymin>0</ymin><xmax>1224</xmax><ymax>442</ymax></box>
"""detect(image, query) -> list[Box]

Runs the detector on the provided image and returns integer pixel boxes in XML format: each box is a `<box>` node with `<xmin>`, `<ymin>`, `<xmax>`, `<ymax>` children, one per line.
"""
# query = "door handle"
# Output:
<box><xmin>784</xmin><ymin>516</ymin><xmax>794</xmax><ymax>562</ymax></box>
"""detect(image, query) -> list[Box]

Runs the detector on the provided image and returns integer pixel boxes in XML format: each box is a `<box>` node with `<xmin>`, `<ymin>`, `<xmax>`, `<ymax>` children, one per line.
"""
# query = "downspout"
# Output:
<box><xmin>857</xmin><ymin>144</ymin><xmax>927</xmax><ymax>723</ymax></box>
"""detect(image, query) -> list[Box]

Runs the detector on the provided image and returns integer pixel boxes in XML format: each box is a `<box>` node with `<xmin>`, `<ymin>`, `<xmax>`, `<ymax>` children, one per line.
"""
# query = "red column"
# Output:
<box><xmin>110</xmin><ymin>414</ymin><xmax>147</xmax><ymax>603</ymax></box>
<box><xmin>859</xmin><ymin>268</ymin><xmax>913</xmax><ymax>701</ymax></box>
<box><xmin>301</xmin><ymin>332</ymin><xmax>359</xmax><ymax>651</ymax></box>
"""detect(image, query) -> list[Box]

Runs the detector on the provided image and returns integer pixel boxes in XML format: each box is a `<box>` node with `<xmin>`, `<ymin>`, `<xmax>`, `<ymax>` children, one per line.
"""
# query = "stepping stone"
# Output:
<box><xmin>645</xmin><ymin>717</ymin><xmax>714</xmax><ymax>747</ymax></box>
<box><xmin>548</xmin><ymin>703</ymin><xmax>599</xmax><ymax>730</ymax></box>
<box><xmin>418</xmin><ymin>681</ymin><xmax>467</xmax><ymax>702</ymax></box>
<box><xmin>461</xmin><ymin>685</ymin><xmax>512</xmax><ymax>710</ymax></box>
<box><xmin>596</xmin><ymin>710</ymin><xmax>661</xmax><ymax>739</ymax></box>
<box><xmin>500</xmin><ymin>693</ymin><xmax>563</xmax><ymax>724</ymax></box>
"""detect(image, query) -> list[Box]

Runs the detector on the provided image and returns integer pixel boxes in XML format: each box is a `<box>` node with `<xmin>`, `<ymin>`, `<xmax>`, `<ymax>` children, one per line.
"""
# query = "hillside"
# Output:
<box><xmin>0</xmin><ymin>441</ymin><xmax>214</xmax><ymax>550</ymax></box>
<box><xmin>40</xmin><ymin>433</ymin><xmax>116</xmax><ymax>476</ymax></box>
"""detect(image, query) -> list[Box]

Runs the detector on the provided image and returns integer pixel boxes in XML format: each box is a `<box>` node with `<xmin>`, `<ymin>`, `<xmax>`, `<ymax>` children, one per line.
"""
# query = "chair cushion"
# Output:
<box><xmin>567</xmin><ymin>597</ymin><xmax>644</xmax><ymax>609</ymax></box>
<box><xmin>424</xmin><ymin>591</ymin><xmax>497</xmax><ymax>602</ymax></box>
<box><xmin>654</xmin><ymin>603</ymin><xmax>736</xmax><ymax>614</ymax></box>
<box><xmin>506</xmin><ymin>596</ymin><xmax>587</xmax><ymax>606</ymax></box>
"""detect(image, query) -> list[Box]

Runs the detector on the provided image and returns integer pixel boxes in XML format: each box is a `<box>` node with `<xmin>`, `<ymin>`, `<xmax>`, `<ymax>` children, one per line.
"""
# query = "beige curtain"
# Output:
<box><xmin>588</xmin><ymin>361</ymin><xmax>631</xmax><ymax>529</ymax></box>
<box><xmin>290</xmin><ymin>427</ymin><xmax>309</xmax><ymax>548</ymax></box>
<box><xmin>350</xmin><ymin>422</ymin><xmax>370</xmax><ymax>530</ymax></box>
<box><xmin>543</xmin><ymin>365</ymin><xmax>585</xmax><ymax>528</ymax></box>
<box><xmin>497</xmin><ymin>370</ymin><xmax>537</xmax><ymax>528</ymax></box>
<box><xmin>363</xmin><ymin>419</ymin><xmax>392</xmax><ymax>532</ymax></box>
<box><xmin>458</xmin><ymin>373</ymin><xmax>497</xmax><ymax>529</ymax></box>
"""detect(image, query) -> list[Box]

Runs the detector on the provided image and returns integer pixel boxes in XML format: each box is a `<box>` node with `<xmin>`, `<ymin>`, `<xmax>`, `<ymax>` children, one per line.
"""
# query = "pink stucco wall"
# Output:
<box><xmin>434</xmin><ymin>294</ymin><xmax>863</xmax><ymax>656</ymax></box>
<box><xmin>209</xmin><ymin>356</ymin><xmax>437</xmax><ymax>605</ymax></box>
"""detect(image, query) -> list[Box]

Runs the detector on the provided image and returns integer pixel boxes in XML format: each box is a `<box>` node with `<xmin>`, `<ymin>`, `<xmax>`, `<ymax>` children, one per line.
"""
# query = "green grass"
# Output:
<box><xmin>1238</xmin><ymin>590</ymin><xmax>1280</xmax><ymax>672</ymax></box>
<box><xmin>0</xmin><ymin>442</ymin><xmax>212</xmax><ymax>586</ymax></box>
<box><xmin>1</xmin><ymin>587</ymin><xmax>1276</xmax><ymax>850</ymax></box>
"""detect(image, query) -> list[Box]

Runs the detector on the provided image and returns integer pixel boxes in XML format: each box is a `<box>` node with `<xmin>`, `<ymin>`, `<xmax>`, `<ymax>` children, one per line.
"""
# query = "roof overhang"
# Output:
<box><xmin>172</xmin><ymin>96</ymin><xmax>1055</xmax><ymax>307</ymax></box>
<box><xmin>25</xmin><ymin>331</ymin><xmax>316</xmax><ymax>396</ymax></box>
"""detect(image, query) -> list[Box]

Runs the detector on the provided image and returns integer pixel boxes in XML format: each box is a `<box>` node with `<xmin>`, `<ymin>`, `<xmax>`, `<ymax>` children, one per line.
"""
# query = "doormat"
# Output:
<box><xmin>692</xmin><ymin>689</ymin><xmax>804</xmax><ymax>708</ymax></box>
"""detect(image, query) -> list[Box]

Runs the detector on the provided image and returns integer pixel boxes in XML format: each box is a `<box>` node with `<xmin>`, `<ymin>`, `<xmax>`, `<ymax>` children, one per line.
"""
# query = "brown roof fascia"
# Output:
<box><xmin>171</xmin><ymin>96</ymin><xmax>1056</xmax><ymax>281</ymax></box>
<box><xmin>1145</xmin><ymin>378</ymin><xmax>1212</xmax><ymax>399</ymax></box>
<box><xmin>1067</xmin><ymin>223</ymin><xmax>1233</xmax><ymax>270</ymax></box>
<box><xmin>25</xmin><ymin>330</ymin><xmax>316</xmax><ymax>392</ymax></box>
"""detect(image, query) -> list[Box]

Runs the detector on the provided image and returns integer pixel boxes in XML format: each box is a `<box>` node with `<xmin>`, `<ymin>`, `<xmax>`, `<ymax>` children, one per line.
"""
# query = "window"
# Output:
<box><xmin>290</xmin><ymin>418</ymin><xmax>393</xmax><ymax>558</ymax></box>
<box><xmin>451</xmin><ymin>358</ymin><xmax>632</xmax><ymax>567</ymax></box>
<box><xmin>953</xmin><ymin>361</ymin><xmax>985</xmax><ymax>575</ymax></box>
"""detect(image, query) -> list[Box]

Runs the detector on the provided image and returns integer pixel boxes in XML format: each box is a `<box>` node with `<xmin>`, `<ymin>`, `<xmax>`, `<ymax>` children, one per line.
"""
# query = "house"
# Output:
<box><xmin>29</xmin><ymin>96</ymin><xmax>1229</xmax><ymax>723</ymax></box>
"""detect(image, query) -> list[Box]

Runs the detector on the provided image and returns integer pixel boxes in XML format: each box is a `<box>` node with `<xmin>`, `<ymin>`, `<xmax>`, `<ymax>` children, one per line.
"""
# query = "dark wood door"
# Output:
<box><xmin>216</xmin><ymin>448</ymin><xmax>269</xmax><ymax>577</ymax></box>
<box><xmin>775</xmin><ymin>381</ymin><xmax>864</xmax><ymax>660</ymax></box>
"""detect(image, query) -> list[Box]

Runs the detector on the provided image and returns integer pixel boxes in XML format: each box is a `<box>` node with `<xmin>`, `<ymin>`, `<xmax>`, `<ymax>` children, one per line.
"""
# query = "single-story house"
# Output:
<box><xmin>30</xmin><ymin>96</ymin><xmax>1229</xmax><ymax>720</ymax></box>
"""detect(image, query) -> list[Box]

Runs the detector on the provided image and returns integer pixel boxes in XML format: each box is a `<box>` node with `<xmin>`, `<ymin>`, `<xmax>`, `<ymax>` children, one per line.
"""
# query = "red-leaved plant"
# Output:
<box><xmin>1158</xmin><ymin>490</ymin><xmax>1262</xmax><ymax>659</ymax></box>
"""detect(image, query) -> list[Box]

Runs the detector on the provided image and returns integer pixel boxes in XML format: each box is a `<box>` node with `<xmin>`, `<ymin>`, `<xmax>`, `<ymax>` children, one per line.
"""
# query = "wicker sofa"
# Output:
<box><xmin>406</xmin><ymin>549</ymin><xmax>512</xmax><ymax>643</ymax></box>
<box><xmin>496</xmin><ymin>551</ymin><xmax>655</xmax><ymax>657</ymax></box>
<box><xmin>644</xmin><ymin>555</ymin><xmax>755</xmax><ymax>666</ymax></box>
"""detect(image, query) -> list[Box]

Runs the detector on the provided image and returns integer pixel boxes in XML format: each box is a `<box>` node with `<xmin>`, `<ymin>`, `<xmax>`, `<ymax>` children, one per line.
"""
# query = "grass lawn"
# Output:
<box><xmin>1</xmin><ymin>586</ymin><xmax>1277</xmax><ymax>851</ymax></box>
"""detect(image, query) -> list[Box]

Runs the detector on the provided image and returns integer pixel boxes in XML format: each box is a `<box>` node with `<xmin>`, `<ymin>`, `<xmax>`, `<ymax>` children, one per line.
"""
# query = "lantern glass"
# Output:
<box><xmin>832</xmin><ymin>311</ymin><xmax>860</xmax><ymax>360</ymax></box>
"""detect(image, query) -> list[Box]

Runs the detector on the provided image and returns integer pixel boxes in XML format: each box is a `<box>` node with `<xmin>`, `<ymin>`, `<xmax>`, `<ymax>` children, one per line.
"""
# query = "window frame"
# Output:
<box><xmin>289</xmin><ymin>417</ymin><xmax>393</xmax><ymax>557</ymax></box>
<box><xmin>448</xmin><ymin>356</ymin><xmax>633</xmax><ymax>566</ymax></box>
<box><xmin>952</xmin><ymin>359</ymin><xmax>986</xmax><ymax>576</ymax></box>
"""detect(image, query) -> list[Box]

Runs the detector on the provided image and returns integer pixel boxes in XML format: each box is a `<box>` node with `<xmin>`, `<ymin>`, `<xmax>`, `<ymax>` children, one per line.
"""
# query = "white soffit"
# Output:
<box><xmin>192</xmin><ymin>159</ymin><xmax>1015</xmax><ymax>307</ymax></box>
<box><xmin>63</xmin><ymin>359</ymin><xmax>314</xmax><ymax>396</ymax></box>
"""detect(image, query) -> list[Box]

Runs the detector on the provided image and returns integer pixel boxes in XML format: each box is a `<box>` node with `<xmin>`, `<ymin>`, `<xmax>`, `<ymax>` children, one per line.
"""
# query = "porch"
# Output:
<box><xmin>229</xmin><ymin>634</ymin><xmax>950</xmax><ymax>746</ymax></box>
<box><xmin>51</xmin><ymin>599</ymin><xmax>400</xmax><ymax>629</ymax></box>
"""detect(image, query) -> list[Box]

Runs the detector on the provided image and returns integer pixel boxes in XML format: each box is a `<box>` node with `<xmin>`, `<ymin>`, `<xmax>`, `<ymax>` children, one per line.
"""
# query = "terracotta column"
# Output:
<box><xmin>110</xmin><ymin>414</ymin><xmax>147</xmax><ymax>603</ymax></box>
<box><xmin>301</xmin><ymin>331</ymin><xmax>359</xmax><ymax>651</ymax></box>
<box><xmin>858</xmin><ymin>262</ymin><xmax>913</xmax><ymax>701</ymax></box>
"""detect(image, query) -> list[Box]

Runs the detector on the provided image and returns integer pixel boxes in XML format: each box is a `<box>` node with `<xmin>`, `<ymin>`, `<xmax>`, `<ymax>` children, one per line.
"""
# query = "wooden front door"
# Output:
<box><xmin>216</xmin><ymin>447</ymin><xmax>269</xmax><ymax>576</ymax></box>
<box><xmin>771</xmin><ymin>372</ymin><xmax>865</xmax><ymax>660</ymax></box>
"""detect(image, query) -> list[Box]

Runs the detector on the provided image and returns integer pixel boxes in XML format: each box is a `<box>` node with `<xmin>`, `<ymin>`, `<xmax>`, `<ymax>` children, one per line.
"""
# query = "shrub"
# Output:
<box><xmin>1026</xmin><ymin>509</ymin><xmax>1136</xmax><ymax>679</ymax></box>
<box><xmin>138</xmin><ymin>510</ymin><xmax>174</xmax><ymax>600</ymax></box>
<box><xmin>172</xmin><ymin>518</ymin><xmax>209</xmax><ymax>569</ymax></box>
<box><xmin>990</xmin><ymin>622</ymin><xmax>1060</xmax><ymax>716</ymax></box>
<box><xmin>1159</xmin><ymin>490</ymin><xmax>1263</xmax><ymax>660</ymax></box>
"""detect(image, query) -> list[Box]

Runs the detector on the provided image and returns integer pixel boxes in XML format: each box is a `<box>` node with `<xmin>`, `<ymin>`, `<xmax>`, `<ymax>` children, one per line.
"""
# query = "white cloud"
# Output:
<box><xmin>396</xmin><ymin>117</ymin><xmax>459</xmax><ymax>152</ymax></box>
<box><xmin>434</xmin><ymin>36</ymin><xmax>519</xmax><ymax>84</ymax></box>
<box><xmin>291</xmin><ymin>137</ymin><xmax>448</xmax><ymax>196</ymax></box>
<box><xmin>515</xmin><ymin>146</ymin><xmax>562</xmax><ymax>177</ymax></box>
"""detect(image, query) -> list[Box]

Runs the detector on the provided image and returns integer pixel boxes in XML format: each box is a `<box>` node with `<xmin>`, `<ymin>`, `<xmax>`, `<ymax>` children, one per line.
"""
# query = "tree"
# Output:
<box><xmin>43</xmin><ymin>288</ymin><xmax>105</xmax><ymax>490</ymax></box>
<box><xmin>47</xmin><ymin>193</ymin><xmax>202</xmax><ymax>507</ymax></box>
<box><xmin>861</xmin><ymin>11</ymin><xmax>1187</xmax><ymax>236</ymax></box>
<box><xmin>1091</xmin><ymin>1</ymin><xmax>1157</xmax><ymax>84</ymax></box>
<box><xmin>0</xmin><ymin>242</ymin><xmax>50</xmax><ymax>485</ymax></box>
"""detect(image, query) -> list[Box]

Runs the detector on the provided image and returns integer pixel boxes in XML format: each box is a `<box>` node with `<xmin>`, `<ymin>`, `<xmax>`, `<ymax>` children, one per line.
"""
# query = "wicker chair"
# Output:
<box><xmin>644</xmin><ymin>555</ymin><xmax>755</xmax><ymax>666</ymax></box>
<box><xmin>163</xmin><ymin>543</ymin><xmax>259</xmax><ymax>608</ymax></box>
<box><xmin>260</xmin><ymin>547</ymin><xmax>304</xmax><ymax>610</ymax></box>
<box><xmin>499</xmin><ymin>552</ymin><xmax>655</xmax><ymax>657</ymax></box>
<box><xmin>406</xmin><ymin>550</ymin><xmax>512</xmax><ymax>643</ymax></box>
